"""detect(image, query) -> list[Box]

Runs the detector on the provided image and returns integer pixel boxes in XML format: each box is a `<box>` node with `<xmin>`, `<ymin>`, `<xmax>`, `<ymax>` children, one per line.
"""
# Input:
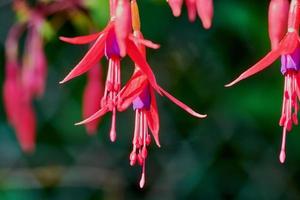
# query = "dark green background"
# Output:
<box><xmin>0</xmin><ymin>0</ymin><xmax>299</xmax><ymax>199</ymax></box>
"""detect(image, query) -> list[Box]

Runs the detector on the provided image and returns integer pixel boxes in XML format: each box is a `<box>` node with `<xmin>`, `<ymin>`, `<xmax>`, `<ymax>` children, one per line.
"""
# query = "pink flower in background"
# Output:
<box><xmin>168</xmin><ymin>0</ymin><xmax>214</xmax><ymax>29</ymax></box>
<box><xmin>82</xmin><ymin>64</ymin><xmax>104</xmax><ymax>135</ymax></box>
<box><xmin>226</xmin><ymin>0</ymin><xmax>300</xmax><ymax>163</ymax></box>
<box><xmin>3</xmin><ymin>24</ymin><xmax>37</xmax><ymax>152</ymax></box>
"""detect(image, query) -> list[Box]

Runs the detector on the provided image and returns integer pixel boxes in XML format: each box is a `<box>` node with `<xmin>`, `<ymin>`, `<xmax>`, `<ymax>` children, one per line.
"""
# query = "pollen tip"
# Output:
<box><xmin>139</xmin><ymin>174</ymin><xmax>145</xmax><ymax>188</ymax></box>
<box><xmin>59</xmin><ymin>77</ymin><xmax>69</xmax><ymax>84</ymax></box>
<box><xmin>202</xmin><ymin>21</ymin><xmax>212</xmax><ymax>29</ymax></box>
<box><xmin>110</xmin><ymin>131</ymin><xmax>117</xmax><ymax>142</ymax></box>
<box><xmin>75</xmin><ymin>121</ymin><xmax>84</xmax><ymax>126</ymax></box>
<box><xmin>225</xmin><ymin>80</ymin><xmax>237</xmax><ymax>87</ymax></box>
<box><xmin>279</xmin><ymin>150</ymin><xmax>286</xmax><ymax>163</ymax></box>
<box><xmin>198</xmin><ymin>114</ymin><xmax>207</xmax><ymax>118</ymax></box>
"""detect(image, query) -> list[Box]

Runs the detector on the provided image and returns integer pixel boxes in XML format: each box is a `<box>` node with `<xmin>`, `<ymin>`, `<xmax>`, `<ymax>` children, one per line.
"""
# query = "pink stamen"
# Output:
<box><xmin>139</xmin><ymin>161</ymin><xmax>145</xmax><ymax>188</ymax></box>
<box><xmin>100</xmin><ymin>57</ymin><xmax>121</xmax><ymax>142</ymax></box>
<box><xmin>130</xmin><ymin>109</ymin><xmax>151</xmax><ymax>187</ymax></box>
<box><xmin>279</xmin><ymin>70</ymin><xmax>300</xmax><ymax>162</ymax></box>
<box><xmin>280</xmin><ymin>127</ymin><xmax>287</xmax><ymax>163</ymax></box>
<box><xmin>110</xmin><ymin>107</ymin><xmax>117</xmax><ymax>142</ymax></box>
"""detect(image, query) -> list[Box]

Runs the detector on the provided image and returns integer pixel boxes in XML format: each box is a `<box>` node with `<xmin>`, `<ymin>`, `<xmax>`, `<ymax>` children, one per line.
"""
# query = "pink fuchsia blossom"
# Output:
<box><xmin>82</xmin><ymin>64</ymin><xmax>104</xmax><ymax>135</ymax></box>
<box><xmin>118</xmin><ymin>67</ymin><xmax>206</xmax><ymax>188</ymax></box>
<box><xmin>71</xmin><ymin>0</ymin><xmax>206</xmax><ymax>188</ymax></box>
<box><xmin>121</xmin><ymin>0</ymin><xmax>206</xmax><ymax>188</ymax></box>
<box><xmin>226</xmin><ymin>0</ymin><xmax>300</xmax><ymax>163</ymax></box>
<box><xmin>168</xmin><ymin>0</ymin><xmax>214</xmax><ymax>29</ymax></box>
<box><xmin>3</xmin><ymin>24</ymin><xmax>36</xmax><ymax>152</ymax></box>
<box><xmin>59</xmin><ymin>10</ymin><xmax>160</xmax><ymax>142</ymax></box>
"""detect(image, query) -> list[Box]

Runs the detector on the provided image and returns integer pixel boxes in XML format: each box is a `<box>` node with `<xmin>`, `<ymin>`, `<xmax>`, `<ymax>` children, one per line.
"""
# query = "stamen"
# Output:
<box><xmin>280</xmin><ymin>127</ymin><xmax>287</xmax><ymax>163</ymax></box>
<box><xmin>279</xmin><ymin>70</ymin><xmax>300</xmax><ymax>163</ymax></box>
<box><xmin>110</xmin><ymin>107</ymin><xmax>117</xmax><ymax>142</ymax></box>
<box><xmin>139</xmin><ymin>161</ymin><xmax>145</xmax><ymax>188</ymax></box>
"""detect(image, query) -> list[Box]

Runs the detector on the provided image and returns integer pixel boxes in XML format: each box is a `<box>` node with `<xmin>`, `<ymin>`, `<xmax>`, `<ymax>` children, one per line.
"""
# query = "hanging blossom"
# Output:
<box><xmin>167</xmin><ymin>0</ymin><xmax>214</xmax><ymax>29</ymax></box>
<box><xmin>60</xmin><ymin>0</ymin><xmax>206</xmax><ymax>187</ymax></box>
<box><xmin>59</xmin><ymin>0</ymin><xmax>161</xmax><ymax>142</ymax></box>
<box><xmin>120</xmin><ymin>0</ymin><xmax>206</xmax><ymax>188</ymax></box>
<box><xmin>3</xmin><ymin>24</ymin><xmax>36</xmax><ymax>152</ymax></box>
<box><xmin>226</xmin><ymin>0</ymin><xmax>300</xmax><ymax>163</ymax></box>
<box><xmin>2</xmin><ymin>0</ymin><xmax>86</xmax><ymax>152</ymax></box>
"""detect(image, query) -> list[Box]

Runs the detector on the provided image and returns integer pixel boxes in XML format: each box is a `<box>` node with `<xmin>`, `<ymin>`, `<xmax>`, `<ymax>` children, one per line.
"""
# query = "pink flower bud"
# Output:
<box><xmin>196</xmin><ymin>0</ymin><xmax>214</xmax><ymax>29</ymax></box>
<box><xmin>186</xmin><ymin>0</ymin><xmax>197</xmax><ymax>22</ymax></box>
<box><xmin>115</xmin><ymin>0</ymin><xmax>132</xmax><ymax>57</ymax></box>
<box><xmin>168</xmin><ymin>0</ymin><xmax>183</xmax><ymax>17</ymax></box>
<box><xmin>268</xmin><ymin>0</ymin><xmax>289</xmax><ymax>50</ymax></box>
<box><xmin>83</xmin><ymin>64</ymin><xmax>103</xmax><ymax>135</ymax></box>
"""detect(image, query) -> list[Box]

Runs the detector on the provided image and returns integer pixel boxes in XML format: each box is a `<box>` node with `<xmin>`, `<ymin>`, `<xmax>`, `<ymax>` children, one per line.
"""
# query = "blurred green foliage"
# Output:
<box><xmin>1</xmin><ymin>0</ymin><xmax>300</xmax><ymax>199</ymax></box>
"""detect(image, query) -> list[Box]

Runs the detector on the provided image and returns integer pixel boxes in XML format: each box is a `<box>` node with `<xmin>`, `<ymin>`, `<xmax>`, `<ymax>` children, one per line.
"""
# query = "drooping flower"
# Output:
<box><xmin>75</xmin><ymin>0</ymin><xmax>206</xmax><ymax>188</ymax></box>
<box><xmin>59</xmin><ymin>2</ymin><xmax>160</xmax><ymax>142</ymax></box>
<box><xmin>3</xmin><ymin>24</ymin><xmax>37</xmax><ymax>152</ymax></box>
<box><xmin>226</xmin><ymin>0</ymin><xmax>300</xmax><ymax>163</ymax></box>
<box><xmin>167</xmin><ymin>0</ymin><xmax>214</xmax><ymax>29</ymax></box>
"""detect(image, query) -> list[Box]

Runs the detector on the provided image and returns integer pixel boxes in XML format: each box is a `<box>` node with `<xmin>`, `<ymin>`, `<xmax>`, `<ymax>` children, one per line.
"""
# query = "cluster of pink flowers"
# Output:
<box><xmin>226</xmin><ymin>0</ymin><xmax>300</xmax><ymax>163</ymax></box>
<box><xmin>3</xmin><ymin>0</ymin><xmax>211</xmax><ymax>188</ymax></box>
<box><xmin>59</xmin><ymin>0</ymin><xmax>206</xmax><ymax>187</ymax></box>
<box><xmin>6</xmin><ymin>0</ymin><xmax>300</xmax><ymax>189</ymax></box>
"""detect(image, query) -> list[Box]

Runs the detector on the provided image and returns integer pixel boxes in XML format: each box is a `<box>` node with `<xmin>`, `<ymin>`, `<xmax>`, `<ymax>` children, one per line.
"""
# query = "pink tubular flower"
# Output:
<box><xmin>118</xmin><ymin>67</ymin><xmax>206</xmax><ymax>188</ymax></box>
<box><xmin>167</xmin><ymin>0</ymin><xmax>214</xmax><ymax>29</ymax></box>
<box><xmin>82</xmin><ymin>64</ymin><xmax>103</xmax><ymax>135</ymax></box>
<box><xmin>3</xmin><ymin>24</ymin><xmax>36</xmax><ymax>152</ymax></box>
<box><xmin>121</xmin><ymin>0</ymin><xmax>206</xmax><ymax>188</ymax></box>
<box><xmin>226</xmin><ymin>0</ymin><xmax>300</xmax><ymax>163</ymax></box>
<box><xmin>60</xmin><ymin>1</ymin><xmax>160</xmax><ymax>142</ymax></box>
<box><xmin>65</xmin><ymin>0</ymin><xmax>206</xmax><ymax>188</ymax></box>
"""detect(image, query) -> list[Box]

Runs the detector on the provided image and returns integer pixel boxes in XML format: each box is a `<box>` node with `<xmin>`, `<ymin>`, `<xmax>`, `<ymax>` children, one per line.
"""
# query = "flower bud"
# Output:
<box><xmin>168</xmin><ymin>0</ymin><xmax>183</xmax><ymax>17</ymax></box>
<box><xmin>196</xmin><ymin>0</ymin><xmax>214</xmax><ymax>29</ymax></box>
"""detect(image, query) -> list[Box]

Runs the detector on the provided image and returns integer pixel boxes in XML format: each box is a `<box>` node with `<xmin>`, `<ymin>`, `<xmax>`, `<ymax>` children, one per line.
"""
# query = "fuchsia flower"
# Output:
<box><xmin>226</xmin><ymin>0</ymin><xmax>300</xmax><ymax>163</ymax></box>
<box><xmin>3</xmin><ymin>24</ymin><xmax>37</xmax><ymax>152</ymax></box>
<box><xmin>167</xmin><ymin>0</ymin><xmax>214</xmax><ymax>29</ymax></box>
<box><xmin>60</xmin><ymin>0</ymin><xmax>206</xmax><ymax>187</ymax></box>
<box><xmin>59</xmin><ymin>3</ymin><xmax>161</xmax><ymax>142</ymax></box>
